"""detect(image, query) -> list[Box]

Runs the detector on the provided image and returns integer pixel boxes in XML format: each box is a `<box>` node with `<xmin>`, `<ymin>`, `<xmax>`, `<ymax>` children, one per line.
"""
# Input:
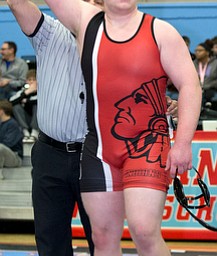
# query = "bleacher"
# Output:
<box><xmin>0</xmin><ymin>142</ymin><xmax>34</xmax><ymax>220</ymax></box>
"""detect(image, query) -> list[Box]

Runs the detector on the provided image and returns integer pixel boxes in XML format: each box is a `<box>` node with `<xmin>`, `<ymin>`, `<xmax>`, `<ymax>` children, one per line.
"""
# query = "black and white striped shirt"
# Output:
<box><xmin>29</xmin><ymin>13</ymin><xmax>87</xmax><ymax>142</ymax></box>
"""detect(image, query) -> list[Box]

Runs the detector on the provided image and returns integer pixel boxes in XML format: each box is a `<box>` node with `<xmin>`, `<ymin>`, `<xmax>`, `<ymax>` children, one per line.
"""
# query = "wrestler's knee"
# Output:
<box><xmin>128</xmin><ymin>220</ymin><xmax>161</xmax><ymax>246</ymax></box>
<box><xmin>91</xmin><ymin>227</ymin><xmax>110</xmax><ymax>250</ymax></box>
<box><xmin>91</xmin><ymin>224</ymin><xmax>121</xmax><ymax>250</ymax></box>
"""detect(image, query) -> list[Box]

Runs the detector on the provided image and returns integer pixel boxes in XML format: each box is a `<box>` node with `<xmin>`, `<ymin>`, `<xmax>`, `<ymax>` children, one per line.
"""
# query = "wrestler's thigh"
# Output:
<box><xmin>124</xmin><ymin>187</ymin><xmax>167</xmax><ymax>230</ymax></box>
<box><xmin>81</xmin><ymin>191</ymin><xmax>125</xmax><ymax>231</ymax></box>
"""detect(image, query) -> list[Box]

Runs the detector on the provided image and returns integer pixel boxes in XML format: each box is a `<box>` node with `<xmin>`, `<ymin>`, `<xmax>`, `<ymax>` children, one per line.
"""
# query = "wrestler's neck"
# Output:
<box><xmin>104</xmin><ymin>9</ymin><xmax>143</xmax><ymax>41</ymax></box>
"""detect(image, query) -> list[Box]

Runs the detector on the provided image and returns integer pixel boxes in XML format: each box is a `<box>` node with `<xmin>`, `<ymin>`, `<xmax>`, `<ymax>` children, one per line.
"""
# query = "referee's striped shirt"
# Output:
<box><xmin>28</xmin><ymin>13</ymin><xmax>87</xmax><ymax>143</ymax></box>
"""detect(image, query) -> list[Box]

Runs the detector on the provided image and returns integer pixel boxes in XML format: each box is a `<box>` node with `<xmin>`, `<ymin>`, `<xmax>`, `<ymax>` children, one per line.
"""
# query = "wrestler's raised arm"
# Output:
<box><xmin>43</xmin><ymin>0</ymin><xmax>100</xmax><ymax>51</ymax></box>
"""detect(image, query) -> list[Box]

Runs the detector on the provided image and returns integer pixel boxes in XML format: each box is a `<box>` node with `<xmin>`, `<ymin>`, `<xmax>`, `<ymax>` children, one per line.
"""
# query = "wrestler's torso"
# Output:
<box><xmin>82</xmin><ymin>12</ymin><xmax>169</xmax><ymax>169</ymax></box>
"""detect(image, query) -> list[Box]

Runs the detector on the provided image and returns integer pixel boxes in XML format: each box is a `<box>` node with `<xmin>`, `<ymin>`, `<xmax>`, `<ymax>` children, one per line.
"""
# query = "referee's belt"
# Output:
<box><xmin>38</xmin><ymin>131</ymin><xmax>82</xmax><ymax>153</ymax></box>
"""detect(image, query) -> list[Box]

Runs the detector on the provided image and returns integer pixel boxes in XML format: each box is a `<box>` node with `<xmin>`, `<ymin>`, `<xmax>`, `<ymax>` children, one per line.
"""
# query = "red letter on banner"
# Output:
<box><xmin>196</xmin><ymin>150</ymin><xmax>217</xmax><ymax>185</ymax></box>
<box><xmin>163</xmin><ymin>196</ymin><xmax>174</xmax><ymax>220</ymax></box>
<box><xmin>197</xmin><ymin>197</ymin><xmax>217</xmax><ymax>221</ymax></box>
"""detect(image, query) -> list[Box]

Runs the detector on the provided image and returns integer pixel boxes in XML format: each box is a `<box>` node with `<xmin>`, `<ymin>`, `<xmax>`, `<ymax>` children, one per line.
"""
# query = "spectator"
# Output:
<box><xmin>204</xmin><ymin>38</ymin><xmax>214</xmax><ymax>56</ymax></box>
<box><xmin>182</xmin><ymin>35</ymin><xmax>196</xmax><ymax>60</ymax></box>
<box><xmin>10</xmin><ymin>69</ymin><xmax>38</xmax><ymax>143</ymax></box>
<box><xmin>194</xmin><ymin>42</ymin><xmax>217</xmax><ymax>107</ymax></box>
<box><xmin>0</xmin><ymin>99</ymin><xmax>23</xmax><ymax>179</ymax></box>
<box><xmin>211</xmin><ymin>36</ymin><xmax>217</xmax><ymax>58</ymax></box>
<box><xmin>0</xmin><ymin>41</ymin><xmax>28</xmax><ymax>99</ymax></box>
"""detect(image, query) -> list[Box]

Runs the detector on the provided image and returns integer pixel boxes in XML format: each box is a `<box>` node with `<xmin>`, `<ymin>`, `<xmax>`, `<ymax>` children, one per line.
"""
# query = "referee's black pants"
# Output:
<box><xmin>31</xmin><ymin>139</ymin><xmax>94</xmax><ymax>256</ymax></box>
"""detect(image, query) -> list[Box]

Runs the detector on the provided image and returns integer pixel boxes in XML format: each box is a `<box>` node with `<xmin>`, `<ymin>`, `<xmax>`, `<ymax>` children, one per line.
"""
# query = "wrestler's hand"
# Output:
<box><xmin>166</xmin><ymin>96</ymin><xmax>178</xmax><ymax>119</ymax></box>
<box><xmin>165</xmin><ymin>142</ymin><xmax>192</xmax><ymax>178</ymax></box>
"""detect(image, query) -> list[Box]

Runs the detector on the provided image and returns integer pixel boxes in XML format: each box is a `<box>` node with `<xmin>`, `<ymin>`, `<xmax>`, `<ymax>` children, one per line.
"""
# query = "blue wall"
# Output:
<box><xmin>138</xmin><ymin>2</ymin><xmax>217</xmax><ymax>51</ymax></box>
<box><xmin>0</xmin><ymin>6</ymin><xmax>52</xmax><ymax>57</ymax></box>
<box><xmin>1</xmin><ymin>2</ymin><xmax>217</xmax><ymax>57</ymax></box>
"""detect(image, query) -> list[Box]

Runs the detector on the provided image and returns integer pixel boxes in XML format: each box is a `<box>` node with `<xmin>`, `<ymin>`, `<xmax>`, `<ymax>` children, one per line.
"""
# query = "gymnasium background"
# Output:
<box><xmin>0</xmin><ymin>0</ymin><xmax>216</xmax><ymax>241</ymax></box>
<box><xmin>1</xmin><ymin>1</ymin><xmax>217</xmax><ymax>57</ymax></box>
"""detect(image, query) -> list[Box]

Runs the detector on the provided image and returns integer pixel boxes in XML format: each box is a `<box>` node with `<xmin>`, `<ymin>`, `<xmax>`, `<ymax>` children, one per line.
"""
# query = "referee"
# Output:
<box><xmin>7</xmin><ymin>0</ymin><xmax>94</xmax><ymax>255</ymax></box>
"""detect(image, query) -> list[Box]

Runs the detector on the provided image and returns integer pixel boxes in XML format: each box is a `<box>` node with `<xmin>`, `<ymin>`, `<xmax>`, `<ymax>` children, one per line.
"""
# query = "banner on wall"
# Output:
<box><xmin>71</xmin><ymin>131</ymin><xmax>217</xmax><ymax>240</ymax></box>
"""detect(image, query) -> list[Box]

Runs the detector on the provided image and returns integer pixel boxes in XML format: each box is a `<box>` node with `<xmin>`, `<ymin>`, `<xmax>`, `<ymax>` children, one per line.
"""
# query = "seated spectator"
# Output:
<box><xmin>0</xmin><ymin>99</ymin><xmax>23</xmax><ymax>179</ymax></box>
<box><xmin>194</xmin><ymin>42</ymin><xmax>217</xmax><ymax>109</ymax></box>
<box><xmin>10</xmin><ymin>69</ymin><xmax>38</xmax><ymax>142</ymax></box>
<box><xmin>0</xmin><ymin>41</ymin><xmax>28</xmax><ymax>99</ymax></box>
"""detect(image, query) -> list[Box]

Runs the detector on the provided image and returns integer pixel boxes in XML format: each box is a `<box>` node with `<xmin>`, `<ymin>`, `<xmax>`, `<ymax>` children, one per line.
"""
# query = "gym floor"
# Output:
<box><xmin>0</xmin><ymin>220</ymin><xmax>216</xmax><ymax>255</ymax></box>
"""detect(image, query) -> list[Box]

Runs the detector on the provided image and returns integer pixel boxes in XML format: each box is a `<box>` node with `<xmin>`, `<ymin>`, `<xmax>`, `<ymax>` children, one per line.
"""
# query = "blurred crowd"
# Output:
<box><xmin>0</xmin><ymin>41</ymin><xmax>38</xmax><ymax>143</ymax></box>
<box><xmin>167</xmin><ymin>35</ymin><xmax>217</xmax><ymax>113</ymax></box>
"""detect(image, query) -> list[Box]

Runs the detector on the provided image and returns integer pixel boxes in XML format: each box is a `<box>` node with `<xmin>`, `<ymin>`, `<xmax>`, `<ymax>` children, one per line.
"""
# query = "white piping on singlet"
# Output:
<box><xmin>92</xmin><ymin>23</ymin><xmax>113</xmax><ymax>192</ymax></box>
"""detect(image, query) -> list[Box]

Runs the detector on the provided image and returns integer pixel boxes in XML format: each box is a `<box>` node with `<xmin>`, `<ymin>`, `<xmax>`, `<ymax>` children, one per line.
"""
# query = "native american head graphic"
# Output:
<box><xmin>111</xmin><ymin>76</ymin><xmax>169</xmax><ymax>168</ymax></box>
